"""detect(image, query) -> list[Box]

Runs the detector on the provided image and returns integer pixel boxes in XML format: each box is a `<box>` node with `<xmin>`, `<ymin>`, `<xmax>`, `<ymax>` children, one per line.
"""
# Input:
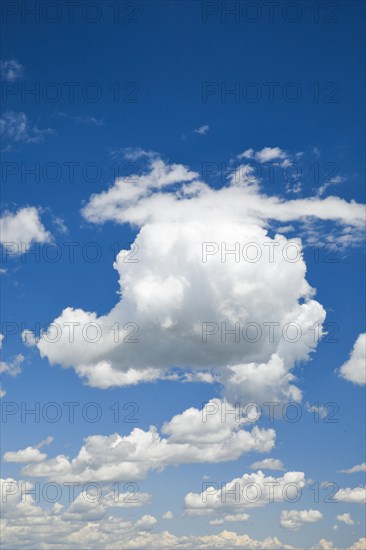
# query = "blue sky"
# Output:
<box><xmin>0</xmin><ymin>1</ymin><xmax>365</xmax><ymax>549</ymax></box>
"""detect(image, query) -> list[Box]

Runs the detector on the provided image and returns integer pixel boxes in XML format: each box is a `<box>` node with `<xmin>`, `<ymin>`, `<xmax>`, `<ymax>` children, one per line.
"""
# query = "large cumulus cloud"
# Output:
<box><xmin>29</xmin><ymin>149</ymin><xmax>365</xmax><ymax>402</ymax></box>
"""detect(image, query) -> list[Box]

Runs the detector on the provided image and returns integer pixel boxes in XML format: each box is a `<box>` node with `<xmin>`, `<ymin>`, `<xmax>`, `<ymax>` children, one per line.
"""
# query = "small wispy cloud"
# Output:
<box><xmin>339</xmin><ymin>463</ymin><xmax>366</xmax><ymax>474</ymax></box>
<box><xmin>0</xmin><ymin>59</ymin><xmax>24</xmax><ymax>81</ymax></box>
<box><xmin>317</xmin><ymin>175</ymin><xmax>346</xmax><ymax>197</ymax></box>
<box><xmin>306</xmin><ymin>402</ymin><xmax>329</xmax><ymax>418</ymax></box>
<box><xmin>0</xmin><ymin>334</ymin><xmax>24</xmax><ymax>397</ymax></box>
<box><xmin>0</xmin><ymin>111</ymin><xmax>55</xmax><ymax>150</ymax></box>
<box><xmin>194</xmin><ymin>124</ymin><xmax>209</xmax><ymax>135</ymax></box>
<box><xmin>182</xmin><ymin>124</ymin><xmax>210</xmax><ymax>140</ymax></box>
<box><xmin>75</xmin><ymin>116</ymin><xmax>105</xmax><ymax>127</ymax></box>
<box><xmin>53</xmin><ymin>216</ymin><xmax>68</xmax><ymax>234</ymax></box>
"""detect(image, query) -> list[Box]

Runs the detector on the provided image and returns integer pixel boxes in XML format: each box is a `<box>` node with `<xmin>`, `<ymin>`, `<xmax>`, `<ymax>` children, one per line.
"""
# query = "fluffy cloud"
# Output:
<box><xmin>339</xmin><ymin>333</ymin><xmax>366</xmax><ymax>385</ymax></box>
<box><xmin>336</xmin><ymin>513</ymin><xmax>355</xmax><ymax>526</ymax></box>
<box><xmin>3</xmin><ymin>436</ymin><xmax>53</xmax><ymax>463</ymax></box>
<box><xmin>0</xmin><ymin>207</ymin><xmax>51</xmax><ymax>253</ymax></box>
<box><xmin>348</xmin><ymin>539</ymin><xmax>366</xmax><ymax>550</ymax></box>
<box><xmin>3</xmin><ymin>448</ymin><xmax>47</xmax><ymax>464</ymax></box>
<box><xmin>1</xmin><ymin>476</ymin><xmax>364</xmax><ymax>550</ymax></box>
<box><xmin>312</xmin><ymin>540</ymin><xmax>334</xmax><ymax>550</ymax></box>
<box><xmin>334</xmin><ymin>487</ymin><xmax>366</xmax><ymax>504</ymax></box>
<box><xmin>239</xmin><ymin>146</ymin><xmax>289</xmax><ymax>164</ymax></box>
<box><xmin>21</xmin><ymin>399</ymin><xmax>275</xmax><ymax>482</ymax></box>
<box><xmin>0</xmin><ymin>477</ymin><xmax>155</xmax><ymax>549</ymax></box>
<box><xmin>280</xmin><ymin>509</ymin><xmax>323</xmax><ymax>530</ymax></box>
<box><xmin>162</xmin><ymin>511</ymin><xmax>174</xmax><ymax>520</ymax></box>
<box><xmin>209</xmin><ymin>513</ymin><xmax>250</xmax><ymax>525</ymax></box>
<box><xmin>63</xmin><ymin>491</ymin><xmax>152</xmax><ymax>522</ymax></box>
<box><xmin>184</xmin><ymin>471</ymin><xmax>307</xmax><ymax>514</ymax></box>
<box><xmin>27</xmin><ymin>149</ymin><xmax>364</xmax><ymax>402</ymax></box>
<box><xmin>0</xmin><ymin>477</ymin><xmax>298</xmax><ymax>550</ymax></box>
<box><xmin>249</xmin><ymin>458</ymin><xmax>285</xmax><ymax>471</ymax></box>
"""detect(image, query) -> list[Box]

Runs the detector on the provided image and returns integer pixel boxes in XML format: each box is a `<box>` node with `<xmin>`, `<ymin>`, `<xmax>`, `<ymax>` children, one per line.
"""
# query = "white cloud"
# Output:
<box><xmin>339</xmin><ymin>333</ymin><xmax>366</xmax><ymax>385</ymax></box>
<box><xmin>280</xmin><ymin>509</ymin><xmax>322</xmax><ymax>530</ymax></box>
<box><xmin>317</xmin><ymin>175</ymin><xmax>346</xmax><ymax>197</ymax></box>
<box><xmin>348</xmin><ymin>539</ymin><xmax>366</xmax><ymax>550</ymax></box>
<box><xmin>135</xmin><ymin>514</ymin><xmax>158</xmax><ymax>528</ymax></box>
<box><xmin>181</xmin><ymin>371</ymin><xmax>216</xmax><ymax>384</ymax></box>
<box><xmin>1</xmin><ymin>111</ymin><xmax>55</xmax><ymax>149</ymax></box>
<box><xmin>249</xmin><ymin>458</ymin><xmax>285</xmax><ymax>471</ymax></box>
<box><xmin>81</xmin><ymin>150</ymin><xmax>364</xmax><ymax>227</ymax></box>
<box><xmin>3</xmin><ymin>447</ymin><xmax>47</xmax><ymax>464</ymax></box>
<box><xmin>209</xmin><ymin>513</ymin><xmax>250</xmax><ymax>525</ymax></box>
<box><xmin>0</xmin><ymin>477</ymin><xmax>297</xmax><ymax>549</ymax></box>
<box><xmin>312</xmin><ymin>539</ymin><xmax>333</xmax><ymax>550</ymax></box>
<box><xmin>0</xmin><ymin>207</ymin><xmax>51</xmax><ymax>253</ymax></box>
<box><xmin>334</xmin><ymin>487</ymin><xmax>366</xmax><ymax>504</ymax></box>
<box><xmin>239</xmin><ymin>148</ymin><xmax>254</xmax><ymax>159</ymax></box>
<box><xmin>184</xmin><ymin>471</ymin><xmax>307</xmax><ymax>514</ymax></box>
<box><xmin>21</xmin><ymin>329</ymin><xmax>38</xmax><ymax>347</ymax></box>
<box><xmin>28</xmin><ymin>150</ymin><xmax>364</xmax><ymax>401</ymax></box>
<box><xmin>3</xmin><ymin>436</ymin><xmax>53</xmax><ymax>463</ymax></box>
<box><xmin>53</xmin><ymin>216</ymin><xmax>68</xmax><ymax>234</ymax></box>
<box><xmin>340</xmin><ymin>463</ymin><xmax>366</xmax><ymax>474</ymax></box>
<box><xmin>336</xmin><ymin>513</ymin><xmax>355</xmax><ymax>525</ymax></box>
<box><xmin>239</xmin><ymin>147</ymin><xmax>290</xmax><ymax>167</ymax></box>
<box><xmin>0</xmin><ymin>59</ymin><xmax>24</xmax><ymax>81</ymax></box>
<box><xmin>64</xmin><ymin>492</ymin><xmax>153</xmax><ymax>522</ymax></box>
<box><xmin>0</xmin><ymin>353</ymin><xmax>24</xmax><ymax>377</ymax></box>
<box><xmin>21</xmin><ymin>399</ymin><xmax>275</xmax><ymax>482</ymax></box>
<box><xmin>194</xmin><ymin>125</ymin><xmax>209</xmax><ymax>135</ymax></box>
<box><xmin>306</xmin><ymin>402</ymin><xmax>329</xmax><ymax>418</ymax></box>
<box><xmin>162</xmin><ymin>510</ymin><xmax>174</xmax><ymax>520</ymax></box>
<box><xmin>255</xmin><ymin>147</ymin><xmax>288</xmax><ymax>163</ymax></box>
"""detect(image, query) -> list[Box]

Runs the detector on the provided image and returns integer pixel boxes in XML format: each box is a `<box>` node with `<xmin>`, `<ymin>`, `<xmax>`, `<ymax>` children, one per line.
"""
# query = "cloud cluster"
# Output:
<box><xmin>184</xmin><ymin>470</ymin><xmax>307</xmax><ymax>514</ymax></box>
<box><xmin>239</xmin><ymin>146</ymin><xmax>290</xmax><ymax>165</ymax></box>
<box><xmin>0</xmin><ymin>477</ymin><xmax>303</xmax><ymax>550</ymax></box>
<box><xmin>16</xmin><ymin>399</ymin><xmax>275</xmax><ymax>483</ymax></box>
